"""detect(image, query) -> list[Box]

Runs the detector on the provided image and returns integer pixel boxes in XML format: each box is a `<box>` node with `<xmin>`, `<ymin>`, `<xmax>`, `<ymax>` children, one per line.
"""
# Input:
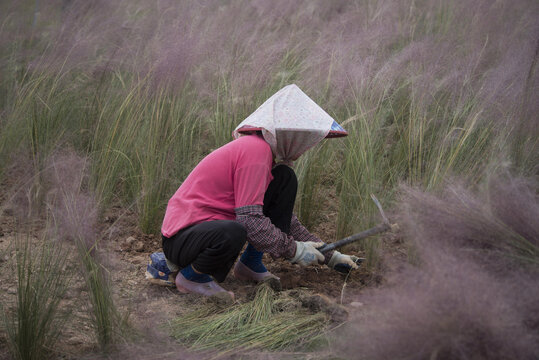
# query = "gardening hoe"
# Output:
<box><xmin>317</xmin><ymin>194</ymin><xmax>398</xmax><ymax>272</ymax></box>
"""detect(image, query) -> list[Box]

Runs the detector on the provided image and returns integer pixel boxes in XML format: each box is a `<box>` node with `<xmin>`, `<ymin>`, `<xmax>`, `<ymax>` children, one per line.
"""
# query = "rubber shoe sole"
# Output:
<box><xmin>175</xmin><ymin>272</ymin><xmax>235</xmax><ymax>300</ymax></box>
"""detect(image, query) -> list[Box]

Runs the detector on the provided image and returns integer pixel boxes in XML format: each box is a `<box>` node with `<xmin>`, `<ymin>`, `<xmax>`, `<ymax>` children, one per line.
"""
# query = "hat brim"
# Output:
<box><xmin>236</xmin><ymin>126</ymin><xmax>348</xmax><ymax>138</ymax></box>
<box><xmin>326</xmin><ymin>130</ymin><xmax>348</xmax><ymax>138</ymax></box>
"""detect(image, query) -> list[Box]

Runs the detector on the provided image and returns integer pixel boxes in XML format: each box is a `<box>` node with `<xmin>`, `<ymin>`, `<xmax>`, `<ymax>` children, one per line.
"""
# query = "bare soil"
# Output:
<box><xmin>0</xmin><ymin>175</ymin><xmax>405</xmax><ymax>359</ymax></box>
<box><xmin>105</xmin><ymin>204</ymin><xmax>381</xmax><ymax>302</ymax></box>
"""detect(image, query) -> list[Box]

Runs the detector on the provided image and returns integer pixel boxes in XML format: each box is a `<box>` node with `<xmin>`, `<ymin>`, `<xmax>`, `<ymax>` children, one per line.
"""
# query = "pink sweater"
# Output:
<box><xmin>161</xmin><ymin>135</ymin><xmax>274</xmax><ymax>238</ymax></box>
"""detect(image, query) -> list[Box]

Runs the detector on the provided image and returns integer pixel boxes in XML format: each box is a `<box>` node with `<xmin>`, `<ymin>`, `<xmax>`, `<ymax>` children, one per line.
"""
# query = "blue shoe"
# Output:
<box><xmin>145</xmin><ymin>252</ymin><xmax>178</xmax><ymax>287</ymax></box>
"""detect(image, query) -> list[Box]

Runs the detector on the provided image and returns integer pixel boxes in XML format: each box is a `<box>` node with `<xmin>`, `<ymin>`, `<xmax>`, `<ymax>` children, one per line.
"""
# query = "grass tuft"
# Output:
<box><xmin>46</xmin><ymin>152</ymin><xmax>130</xmax><ymax>350</ymax></box>
<box><xmin>338</xmin><ymin>173</ymin><xmax>539</xmax><ymax>360</ymax></box>
<box><xmin>169</xmin><ymin>284</ymin><xmax>328</xmax><ymax>355</ymax></box>
<box><xmin>2</xmin><ymin>235</ymin><xmax>70</xmax><ymax>360</ymax></box>
<box><xmin>77</xmin><ymin>241</ymin><xmax>128</xmax><ymax>350</ymax></box>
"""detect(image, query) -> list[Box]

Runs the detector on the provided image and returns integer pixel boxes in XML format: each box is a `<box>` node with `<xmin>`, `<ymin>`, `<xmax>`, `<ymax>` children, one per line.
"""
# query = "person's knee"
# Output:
<box><xmin>220</xmin><ymin>221</ymin><xmax>247</xmax><ymax>251</ymax></box>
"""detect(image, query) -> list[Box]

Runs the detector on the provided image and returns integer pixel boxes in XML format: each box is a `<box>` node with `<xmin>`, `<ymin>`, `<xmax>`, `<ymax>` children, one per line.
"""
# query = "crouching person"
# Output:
<box><xmin>147</xmin><ymin>85</ymin><xmax>359</xmax><ymax>300</ymax></box>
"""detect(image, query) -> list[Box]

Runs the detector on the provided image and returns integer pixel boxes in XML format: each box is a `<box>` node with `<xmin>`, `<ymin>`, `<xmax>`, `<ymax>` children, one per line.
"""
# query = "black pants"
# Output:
<box><xmin>162</xmin><ymin>164</ymin><xmax>297</xmax><ymax>282</ymax></box>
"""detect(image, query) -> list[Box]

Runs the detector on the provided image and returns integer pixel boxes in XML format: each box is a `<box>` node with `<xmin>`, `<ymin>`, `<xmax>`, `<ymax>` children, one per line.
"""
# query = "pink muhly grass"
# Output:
<box><xmin>4</xmin><ymin>0</ymin><xmax>536</xmax><ymax>114</ymax></box>
<box><xmin>338</xmin><ymin>173</ymin><xmax>539</xmax><ymax>359</ymax></box>
<box><xmin>339</xmin><ymin>254</ymin><xmax>539</xmax><ymax>360</ymax></box>
<box><xmin>398</xmin><ymin>175</ymin><xmax>539</xmax><ymax>270</ymax></box>
<box><xmin>43</xmin><ymin>152</ymin><xmax>126</xmax><ymax>349</ymax></box>
<box><xmin>44</xmin><ymin>152</ymin><xmax>98</xmax><ymax>250</ymax></box>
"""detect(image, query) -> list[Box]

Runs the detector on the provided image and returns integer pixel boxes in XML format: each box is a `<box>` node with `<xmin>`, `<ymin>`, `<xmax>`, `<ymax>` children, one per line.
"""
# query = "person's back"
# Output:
<box><xmin>162</xmin><ymin>134</ymin><xmax>273</xmax><ymax>238</ymax></box>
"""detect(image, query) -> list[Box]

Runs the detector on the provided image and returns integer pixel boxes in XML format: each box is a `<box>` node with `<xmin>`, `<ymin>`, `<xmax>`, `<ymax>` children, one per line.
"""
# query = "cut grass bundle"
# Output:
<box><xmin>2</xmin><ymin>235</ymin><xmax>70</xmax><ymax>360</ymax></box>
<box><xmin>169</xmin><ymin>284</ymin><xmax>327</xmax><ymax>355</ymax></box>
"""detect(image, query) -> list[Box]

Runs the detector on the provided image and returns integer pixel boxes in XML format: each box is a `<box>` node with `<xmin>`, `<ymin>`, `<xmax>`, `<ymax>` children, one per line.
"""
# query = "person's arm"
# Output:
<box><xmin>235</xmin><ymin>205</ymin><xmax>296</xmax><ymax>259</ymax></box>
<box><xmin>232</xmin><ymin>139</ymin><xmax>322</xmax><ymax>265</ymax></box>
<box><xmin>289</xmin><ymin>214</ymin><xmax>333</xmax><ymax>263</ymax></box>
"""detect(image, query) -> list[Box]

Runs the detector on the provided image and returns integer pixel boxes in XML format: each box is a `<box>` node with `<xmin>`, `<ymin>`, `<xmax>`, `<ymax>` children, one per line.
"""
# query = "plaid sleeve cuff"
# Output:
<box><xmin>235</xmin><ymin>205</ymin><xmax>264</xmax><ymax>216</ymax></box>
<box><xmin>235</xmin><ymin>205</ymin><xmax>296</xmax><ymax>259</ymax></box>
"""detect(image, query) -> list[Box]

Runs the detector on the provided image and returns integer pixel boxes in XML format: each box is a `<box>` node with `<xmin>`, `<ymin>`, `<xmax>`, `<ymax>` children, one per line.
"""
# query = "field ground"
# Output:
<box><xmin>0</xmin><ymin>174</ymin><xmax>404</xmax><ymax>359</ymax></box>
<box><xmin>1</xmin><ymin>1</ymin><xmax>537</xmax><ymax>358</ymax></box>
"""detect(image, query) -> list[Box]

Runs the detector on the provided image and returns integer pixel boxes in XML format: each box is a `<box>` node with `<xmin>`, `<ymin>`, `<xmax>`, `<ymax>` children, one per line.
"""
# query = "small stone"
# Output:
<box><xmin>67</xmin><ymin>336</ymin><xmax>82</xmax><ymax>345</ymax></box>
<box><xmin>350</xmin><ymin>301</ymin><xmax>364</xmax><ymax>308</ymax></box>
<box><xmin>7</xmin><ymin>288</ymin><xmax>16</xmax><ymax>294</ymax></box>
<box><xmin>104</xmin><ymin>215</ymin><xmax>117</xmax><ymax>223</ymax></box>
<box><xmin>133</xmin><ymin>240</ymin><xmax>145</xmax><ymax>252</ymax></box>
<box><xmin>67</xmin><ymin>336</ymin><xmax>83</xmax><ymax>346</ymax></box>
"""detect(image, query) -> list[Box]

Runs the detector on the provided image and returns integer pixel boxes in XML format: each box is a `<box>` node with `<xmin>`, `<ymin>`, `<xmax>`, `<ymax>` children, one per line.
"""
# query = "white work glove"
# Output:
<box><xmin>328</xmin><ymin>251</ymin><xmax>361</xmax><ymax>273</ymax></box>
<box><xmin>290</xmin><ymin>241</ymin><xmax>324</xmax><ymax>267</ymax></box>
